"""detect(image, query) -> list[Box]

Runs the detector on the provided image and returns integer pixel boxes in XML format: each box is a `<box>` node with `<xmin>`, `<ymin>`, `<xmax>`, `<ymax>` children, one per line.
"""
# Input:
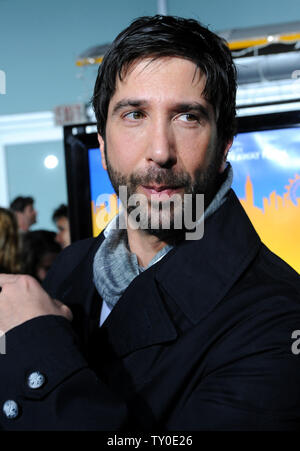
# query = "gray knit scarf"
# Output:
<box><xmin>93</xmin><ymin>164</ymin><xmax>233</xmax><ymax>311</ymax></box>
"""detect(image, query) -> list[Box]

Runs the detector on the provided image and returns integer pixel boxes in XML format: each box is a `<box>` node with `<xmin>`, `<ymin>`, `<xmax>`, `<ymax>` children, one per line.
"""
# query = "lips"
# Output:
<box><xmin>141</xmin><ymin>185</ymin><xmax>182</xmax><ymax>197</ymax></box>
<box><xmin>144</xmin><ymin>185</ymin><xmax>179</xmax><ymax>192</ymax></box>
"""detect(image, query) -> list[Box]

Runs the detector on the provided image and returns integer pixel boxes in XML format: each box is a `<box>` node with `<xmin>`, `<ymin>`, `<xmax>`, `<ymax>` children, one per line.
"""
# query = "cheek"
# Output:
<box><xmin>106</xmin><ymin>127</ymin><xmax>146</xmax><ymax>170</ymax></box>
<box><xmin>175</xmin><ymin>129</ymin><xmax>214</xmax><ymax>169</ymax></box>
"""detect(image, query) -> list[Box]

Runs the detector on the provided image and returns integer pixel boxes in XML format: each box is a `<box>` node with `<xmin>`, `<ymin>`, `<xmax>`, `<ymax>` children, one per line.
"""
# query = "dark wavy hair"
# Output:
<box><xmin>10</xmin><ymin>196</ymin><xmax>34</xmax><ymax>213</ymax></box>
<box><xmin>52</xmin><ymin>204</ymin><xmax>68</xmax><ymax>222</ymax></box>
<box><xmin>0</xmin><ymin>207</ymin><xmax>20</xmax><ymax>274</ymax></box>
<box><xmin>20</xmin><ymin>230</ymin><xmax>61</xmax><ymax>282</ymax></box>
<box><xmin>92</xmin><ymin>15</ymin><xmax>237</xmax><ymax>155</ymax></box>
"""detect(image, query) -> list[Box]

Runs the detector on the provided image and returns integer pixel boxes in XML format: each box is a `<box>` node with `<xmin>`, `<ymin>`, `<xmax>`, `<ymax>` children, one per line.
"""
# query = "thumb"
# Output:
<box><xmin>53</xmin><ymin>299</ymin><xmax>73</xmax><ymax>322</ymax></box>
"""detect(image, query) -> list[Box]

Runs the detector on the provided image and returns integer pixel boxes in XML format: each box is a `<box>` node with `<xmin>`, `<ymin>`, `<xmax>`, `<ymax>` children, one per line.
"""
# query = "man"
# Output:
<box><xmin>0</xmin><ymin>16</ymin><xmax>299</xmax><ymax>431</ymax></box>
<box><xmin>10</xmin><ymin>196</ymin><xmax>37</xmax><ymax>233</ymax></box>
<box><xmin>52</xmin><ymin>204</ymin><xmax>71</xmax><ymax>249</ymax></box>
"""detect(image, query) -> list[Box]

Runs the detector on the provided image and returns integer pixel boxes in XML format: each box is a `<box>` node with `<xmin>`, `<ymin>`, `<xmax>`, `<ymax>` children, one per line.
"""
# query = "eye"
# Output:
<box><xmin>123</xmin><ymin>111</ymin><xmax>145</xmax><ymax>120</ymax></box>
<box><xmin>178</xmin><ymin>113</ymin><xmax>199</xmax><ymax>123</ymax></box>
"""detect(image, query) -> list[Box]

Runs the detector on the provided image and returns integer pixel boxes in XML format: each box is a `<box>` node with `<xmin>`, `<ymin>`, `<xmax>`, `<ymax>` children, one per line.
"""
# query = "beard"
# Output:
<box><xmin>104</xmin><ymin>144</ymin><xmax>223</xmax><ymax>242</ymax></box>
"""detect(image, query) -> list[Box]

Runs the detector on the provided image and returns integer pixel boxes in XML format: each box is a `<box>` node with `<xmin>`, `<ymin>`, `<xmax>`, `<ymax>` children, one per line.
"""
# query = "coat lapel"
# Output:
<box><xmin>100</xmin><ymin>265</ymin><xmax>178</xmax><ymax>356</ymax></box>
<box><xmin>155</xmin><ymin>190</ymin><xmax>262</xmax><ymax>324</ymax></box>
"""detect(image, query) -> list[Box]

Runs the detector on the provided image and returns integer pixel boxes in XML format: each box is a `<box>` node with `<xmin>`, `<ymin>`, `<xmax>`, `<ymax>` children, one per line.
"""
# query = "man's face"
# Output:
<box><xmin>98</xmin><ymin>57</ymin><xmax>229</xmax><ymax>238</ymax></box>
<box><xmin>23</xmin><ymin>204</ymin><xmax>37</xmax><ymax>227</ymax></box>
<box><xmin>55</xmin><ymin>217</ymin><xmax>70</xmax><ymax>249</ymax></box>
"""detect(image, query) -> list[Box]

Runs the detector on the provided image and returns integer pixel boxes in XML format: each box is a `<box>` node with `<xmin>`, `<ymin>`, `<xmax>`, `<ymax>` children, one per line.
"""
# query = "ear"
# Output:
<box><xmin>98</xmin><ymin>134</ymin><xmax>107</xmax><ymax>171</ymax></box>
<box><xmin>218</xmin><ymin>139</ymin><xmax>233</xmax><ymax>173</ymax></box>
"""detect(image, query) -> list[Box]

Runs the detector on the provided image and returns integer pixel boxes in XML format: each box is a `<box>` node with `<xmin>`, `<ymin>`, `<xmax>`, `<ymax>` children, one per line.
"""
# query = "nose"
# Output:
<box><xmin>146</xmin><ymin>119</ymin><xmax>176</xmax><ymax>168</ymax></box>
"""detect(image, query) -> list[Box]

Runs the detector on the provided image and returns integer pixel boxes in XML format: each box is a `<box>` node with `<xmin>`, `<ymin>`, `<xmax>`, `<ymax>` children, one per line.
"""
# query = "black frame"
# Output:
<box><xmin>64</xmin><ymin>110</ymin><xmax>300</xmax><ymax>242</ymax></box>
<box><xmin>64</xmin><ymin>123</ymin><xmax>98</xmax><ymax>242</ymax></box>
<box><xmin>237</xmin><ymin>110</ymin><xmax>300</xmax><ymax>133</ymax></box>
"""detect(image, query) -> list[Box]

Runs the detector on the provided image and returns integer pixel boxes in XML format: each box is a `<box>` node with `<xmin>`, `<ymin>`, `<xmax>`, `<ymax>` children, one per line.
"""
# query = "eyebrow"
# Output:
<box><xmin>112</xmin><ymin>99</ymin><xmax>146</xmax><ymax>115</ymax></box>
<box><xmin>170</xmin><ymin>102</ymin><xmax>211</xmax><ymax>120</ymax></box>
<box><xmin>111</xmin><ymin>99</ymin><xmax>211</xmax><ymax>120</ymax></box>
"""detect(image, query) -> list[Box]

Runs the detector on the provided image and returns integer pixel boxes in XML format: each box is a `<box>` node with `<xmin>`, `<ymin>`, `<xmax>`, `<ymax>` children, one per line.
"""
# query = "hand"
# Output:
<box><xmin>0</xmin><ymin>274</ymin><xmax>73</xmax><ymax>333</ymax></box>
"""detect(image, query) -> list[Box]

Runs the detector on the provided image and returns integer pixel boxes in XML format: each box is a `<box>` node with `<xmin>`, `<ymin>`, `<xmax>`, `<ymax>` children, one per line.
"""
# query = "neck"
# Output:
<box><xmin>126</xmin><ymin>226</ymin><xmax>169</xmax><ymax>268</ymax></box>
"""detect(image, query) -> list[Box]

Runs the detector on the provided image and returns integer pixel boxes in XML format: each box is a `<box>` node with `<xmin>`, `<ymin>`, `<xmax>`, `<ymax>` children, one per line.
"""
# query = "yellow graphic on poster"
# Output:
<box><xmin>240</xmin><ymin>174</ymin><xmax>300</xmax><ymax>273</ymax></box>
<box><xmin>91</xmin><ymin>194</ymin><xmax>119</xmax><ymax>236</ymax></box>
<box><xmin>229</xmin><ymin>126</ymin><xmax>300</xmax><ymax>274</ymax></box>
<box><xmin>88</xmin><ymin>148</ymin><xmax>120</xmax><ymax>236</ymax></box>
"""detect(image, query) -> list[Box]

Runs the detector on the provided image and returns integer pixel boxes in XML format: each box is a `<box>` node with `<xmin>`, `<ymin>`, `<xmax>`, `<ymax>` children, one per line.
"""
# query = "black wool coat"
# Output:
<box><xmin>1</xmin><ymin>190</ymin><xmax>300</xmax><ymax>431</ymax></box>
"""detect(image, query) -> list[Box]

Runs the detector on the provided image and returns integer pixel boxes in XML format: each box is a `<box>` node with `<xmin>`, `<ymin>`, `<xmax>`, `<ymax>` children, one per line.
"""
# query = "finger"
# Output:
<box><xmin>0</xmin><ymin>274</ymin><xmax>19</xmax><ymax>293</ymax></box>
<box><xmin>53</xmin><ymin>299</ymin><xmax>73</xmax><ymax>321</ymax></box>
<box><xmin>0</xmin><ymin>274</ymin><xmax>19</xmax><ymax>285</ymax></box>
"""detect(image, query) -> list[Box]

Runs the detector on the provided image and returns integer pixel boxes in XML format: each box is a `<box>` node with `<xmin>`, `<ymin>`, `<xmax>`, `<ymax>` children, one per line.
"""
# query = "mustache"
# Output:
<box><xmin>128</xmin><ymin>168</ymin><xmax>191</xmax><ymax>189</ymax></box>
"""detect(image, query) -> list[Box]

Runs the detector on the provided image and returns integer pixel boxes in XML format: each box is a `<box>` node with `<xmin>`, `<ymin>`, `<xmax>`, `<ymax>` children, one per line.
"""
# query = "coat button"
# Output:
<box><xmin>3</xmin><ymin>400</ymin><xmax>19</xmax><ymax>419</ymax></box>
<box><xmin>27</xmin><ymin>371</ymin><xmax>46</xmax><ymax>389</ymax></box>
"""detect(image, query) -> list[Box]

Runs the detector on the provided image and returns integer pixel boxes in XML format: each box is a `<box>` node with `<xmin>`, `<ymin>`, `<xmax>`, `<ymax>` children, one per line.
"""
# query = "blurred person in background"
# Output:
<box><xmin>20</xmin><ymin>230</ymin><xmax>61</xmax><ymax>283</ymax></box>
<box><xmin>0</xmin><ymin>207</ymin><xmax>20</xmax><ymax>274</ymax></box>
<box><xmin>10</xmin><ymin>196</ymin><xmax>37</xmax><ymax>233</ymax></box>
<box><xmin>52</xmin><ymin>204</ymin><xmax>70</xmax><ymax>249</ymax></box>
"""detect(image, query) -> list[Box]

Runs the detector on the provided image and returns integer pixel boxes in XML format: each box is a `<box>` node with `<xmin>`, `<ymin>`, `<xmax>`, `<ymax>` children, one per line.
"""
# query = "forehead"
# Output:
<box><xmin>111</xmin><ymin>57</ymin><xmax>208</xmax><ymax>104</ymax></box>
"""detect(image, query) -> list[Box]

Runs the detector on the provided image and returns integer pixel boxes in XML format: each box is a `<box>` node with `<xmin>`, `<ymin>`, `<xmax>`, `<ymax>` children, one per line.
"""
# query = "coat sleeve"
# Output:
<box><xmin>0</xmin><ymin>237</ymin><xmax>128</xmax><ymax>431</ymax></box>
<box><xmin>0</xmin><ymin>315</ymin><xmax>128</xmax><ymax>430</ymax></box>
